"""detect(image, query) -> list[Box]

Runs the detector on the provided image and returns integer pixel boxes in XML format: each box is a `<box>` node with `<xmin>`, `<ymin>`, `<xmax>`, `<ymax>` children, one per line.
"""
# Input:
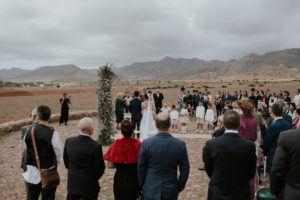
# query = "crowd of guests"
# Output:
<box><xmin>21</xmin><ymin>106</ymin><xmax>189</xmax><ymax>200</ymax></box>
<box><xmin>115</xmin><ymin>87</ymin><xmax>300</xmax><ymax>136</ymax></box>
<box><xmin>20</xmin><ymin>87</ymin><xmax>300</xmax><ymax>200</ymax></box>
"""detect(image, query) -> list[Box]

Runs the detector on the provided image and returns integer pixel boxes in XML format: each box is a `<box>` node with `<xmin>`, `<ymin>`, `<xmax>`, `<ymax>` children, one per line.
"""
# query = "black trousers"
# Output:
<box><xmin>25</xmin><ymin>182</ymin><xmax>56</xmax><ymax>200</ymax></box>
<box><xmin>131</xmin><ymin>119</ymin><xmax>141</xmax><ymax>131</ymax></box>
<box><xmin>216</xmin><ymin>105</ymin><xmax>222</xmax><ymax>117</ymax></box>
<box><xmin>67</xmin><ymin>192</ymin><xmax>99</xmax><ymax>200</ymax></box>
<box><xmin>60</xmin><ymin>107</ymin><xmax>69</xmax><ymax>124</ymax></box>
<box><xmin>156</xmin><ymin>106</ymin><xmax>162</xmax><ymax>114</ymax></box>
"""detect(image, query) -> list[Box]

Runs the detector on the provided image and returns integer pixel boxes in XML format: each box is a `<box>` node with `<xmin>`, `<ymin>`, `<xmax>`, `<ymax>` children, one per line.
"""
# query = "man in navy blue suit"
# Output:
<box><xmin>137</xmin><ymin>113</ymin><xmax>190</xmax><ymax>200</ymax></box>
<box><xmin>263</xmin><ymin>102</ymin><xmax>291</xmax><ymax>173</ymax></box>
<box><xmin>129</xmin><ymin>91</ymin><xmax>143</xmax><ymax>137</ymax></box>
<box><xmin>222</xmin><ymin>91</ymin><xmax>232</xmax><ymax>106</ymax></box>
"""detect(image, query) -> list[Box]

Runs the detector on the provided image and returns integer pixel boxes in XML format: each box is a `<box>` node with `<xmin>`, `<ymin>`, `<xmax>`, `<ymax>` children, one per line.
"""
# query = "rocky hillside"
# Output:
<box><xmin>1</xmin><ymin>48</ymin><xmax>300</xmax><ymax>81</ymax></box>
<box><xmin>115</xmin><ymin>56</ymin><xmax>225</xmax><ymax>79</ymax></box>
<box><xmin>13</xmin><ymin>65</ymin><xmax>96</xmax><ymax>82</ymax></box>
<box><xmin>0</xmin><ymin>68</ymin><xmax>31</xmax><ymax>79</ymax></box>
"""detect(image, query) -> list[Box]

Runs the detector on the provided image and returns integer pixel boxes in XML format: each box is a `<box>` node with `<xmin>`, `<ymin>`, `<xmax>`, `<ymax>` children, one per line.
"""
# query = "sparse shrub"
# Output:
<box><xmin>221</xmin><ymin>85</ymin><xmax>227</xmax><ymax>88</ymax></box>
<box><xmin>248</xmin><ymin>84</ymin><xmax>256</xmax><ymax>87</ymax></box>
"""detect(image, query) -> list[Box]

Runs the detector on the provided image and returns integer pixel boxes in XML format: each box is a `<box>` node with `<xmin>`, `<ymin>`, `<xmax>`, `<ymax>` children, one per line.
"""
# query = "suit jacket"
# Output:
<box><xmin>282</xmin><ymin>112</ymin><xmax>293</xmax><ymax>126</ymax></box>
<box><xmin>138</xmin><ymin>133</ymin><xmax>190</xmax><ymax>200</ymax></box>
<box><xmin>20</xmin><ymin>122</ymin><xmax>37</xmax><ymax>171</ymax></box>
<box><xmin>263</xmin><ymin>119</ymin><xmax>291</xmax><ymax>172</ymax></box>
<box><xmin>63</xmin><ymin>135</ymin><xmax>105</xmax><ymax>195</ymax></box>
<box><xmin>153</xmin><ymin>93</ymin><xmax>164</xmax><ymax>107</ymax></box>
<box><xmin>213</xmin><ymin>126</ymin><xmax>225</xmax><ymax>138</ymax></box>
<box><xmin>266</xmin><ymin>94</ymin><xmax>272</xmax><ymax>106</ymax></box>
<box><xmin>203</xmin><ymin>133</ymin><xmax>256</xmax><ymax>200</ymax></box>
<box><xmin>129</xmin><ymin>98</ymin><xmax>143</xmax><ymax>121</ymax></box>
<box><xmin>271</xmin><ymin>128</ymin><xmax>300</xmax><ymax>200</ymax></box>
<box><xmin>222</xmin><ymin>95</ymin><xmax>232</xmax><ymax>104</ymax></box>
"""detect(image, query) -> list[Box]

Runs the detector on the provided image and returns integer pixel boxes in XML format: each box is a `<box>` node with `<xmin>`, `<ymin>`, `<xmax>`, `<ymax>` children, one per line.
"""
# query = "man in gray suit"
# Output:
<box><xmin>137</xmin><ymin>113</ymin><xmax>190</xmax><ymax>200</ymax></box>
<box><xmin>271</xmin><ymin>128</ymin><xmax>300</xmax><ymax>200</ymax></box>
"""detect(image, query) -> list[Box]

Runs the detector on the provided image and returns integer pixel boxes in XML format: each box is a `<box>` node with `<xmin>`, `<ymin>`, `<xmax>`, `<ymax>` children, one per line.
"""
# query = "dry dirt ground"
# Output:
<box><xmin>0</xmin><ymin>118</ymin><xmax>269</xmax><ymax>200</ymax></box>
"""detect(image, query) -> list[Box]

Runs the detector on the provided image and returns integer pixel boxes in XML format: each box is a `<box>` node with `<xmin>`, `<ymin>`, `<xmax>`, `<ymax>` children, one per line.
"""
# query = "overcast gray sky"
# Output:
<box><xmin>0</xmin><ymin>0</ymin><xmax>300</xmax><ymax>69</ymax></box>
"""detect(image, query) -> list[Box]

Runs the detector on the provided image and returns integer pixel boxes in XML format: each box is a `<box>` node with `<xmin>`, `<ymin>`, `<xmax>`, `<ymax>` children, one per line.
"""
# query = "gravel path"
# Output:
<box><xmin>0</xmin><ymin>118</ymin><xmax>268</xmax><ymax>200</ymax></box>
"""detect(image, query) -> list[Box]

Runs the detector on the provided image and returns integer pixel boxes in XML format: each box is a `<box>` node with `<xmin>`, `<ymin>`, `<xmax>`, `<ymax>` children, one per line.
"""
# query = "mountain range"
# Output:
<box><xmin>1</xmin><ymin>48</ymin><xmax>300</xmax><ymax>82</ymax></box>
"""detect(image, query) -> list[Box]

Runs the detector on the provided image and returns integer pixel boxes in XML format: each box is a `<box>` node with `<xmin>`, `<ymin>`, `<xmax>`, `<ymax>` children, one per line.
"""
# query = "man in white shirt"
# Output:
<box><xmin>23</xmin><ymin>105</ymin><xmax>62</xmax><ymax>200</ymax></box>
<box><xmin>294</xmin><ymin>89</ymin><xmax>300</xmax><ymax>107</ymax></box>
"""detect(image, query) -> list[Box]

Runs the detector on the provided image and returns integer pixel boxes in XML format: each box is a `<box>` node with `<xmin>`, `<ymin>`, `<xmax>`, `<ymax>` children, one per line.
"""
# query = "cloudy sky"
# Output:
<box><xmin>0</xmin><ymin>0</ymin><xmax>300</xmax><ymax>69</ymax></box>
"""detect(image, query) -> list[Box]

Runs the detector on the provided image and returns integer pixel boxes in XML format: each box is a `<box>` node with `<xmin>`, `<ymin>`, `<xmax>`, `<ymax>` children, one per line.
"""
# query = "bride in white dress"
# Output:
<box><xmin>139</xmin><ymin>94</ymin><xmax>157</xmax><ymax>142</ymax></box>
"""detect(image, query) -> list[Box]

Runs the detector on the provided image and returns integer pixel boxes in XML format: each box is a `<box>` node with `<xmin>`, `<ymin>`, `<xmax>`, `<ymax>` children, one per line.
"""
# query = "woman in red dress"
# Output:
<box><xmin>103</xmin><ymin>120</ymin><xmax>141</xmax><ymax>200</ymax></box>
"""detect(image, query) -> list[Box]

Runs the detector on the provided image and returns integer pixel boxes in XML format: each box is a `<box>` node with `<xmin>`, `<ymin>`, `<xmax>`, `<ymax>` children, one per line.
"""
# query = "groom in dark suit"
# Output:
<box><xmin>138</xmin><ymin>113</ymin><xmax>190</xmax><ymax>200</ymax></box>
<box><xmin>203</xmin><ymin>110</ymin><xmax>256</xmax><ymax>200</ymax></box>
<box><xmin>153</xmin><ymin>89</ymin><xmax>164</xmax><ymax>114</ymax></box>
<box><xmin>129</xmin><ymin>91</ymin><xmax>143</xmax><ymax>137</ymax></box>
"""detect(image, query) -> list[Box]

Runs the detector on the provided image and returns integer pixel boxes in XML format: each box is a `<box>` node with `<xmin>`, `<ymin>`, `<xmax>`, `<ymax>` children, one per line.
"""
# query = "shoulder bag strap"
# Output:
<box><xmin>31</xmin><ymin>127</ymin><xmax>41</xmax><ymax>171</ymax></box>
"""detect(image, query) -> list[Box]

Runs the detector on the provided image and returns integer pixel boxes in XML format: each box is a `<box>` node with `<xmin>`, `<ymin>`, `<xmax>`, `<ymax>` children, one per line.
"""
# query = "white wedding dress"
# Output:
<box><xmin>140</xmin><ymin>100</ymin><xmax>157</xmax><ymax>142</ymax></box>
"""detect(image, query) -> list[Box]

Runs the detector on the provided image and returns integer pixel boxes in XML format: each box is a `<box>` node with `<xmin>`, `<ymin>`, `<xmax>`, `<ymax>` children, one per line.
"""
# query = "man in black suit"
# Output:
<box><xmin>203</xmin><ymin>110</ymin><xmax>257</xmax><ymax>200</ymax></box>
<box><xmin>129</xmin><ymin>91</ymin><xmax>143</xmax><ymax>137</ymax></box>
<box><xmin>64</xmin><ymin>117</ymin><xmax>105</xmax><ymax>200</ymax></box>
<box><xmin>153</xmin><ymin>89</ymin><xmax>164</xmax><ymax>114</ymax></box>
<box><xmin>271</xmin><ymin>128</ymin><xmax>300</xmax><ymax>200</ymax></box>
<box><xmin>265</xmin><ymin>89</ymin><xmax>272</xmax><ymax>107</ymax></box>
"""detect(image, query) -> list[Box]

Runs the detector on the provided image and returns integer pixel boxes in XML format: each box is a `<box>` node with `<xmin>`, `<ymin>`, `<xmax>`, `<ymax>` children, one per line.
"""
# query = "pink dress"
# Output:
<box><xmin>238</xmin><ymin>114</ymin><xmax>257</xmax><ymax>200</ymax></box>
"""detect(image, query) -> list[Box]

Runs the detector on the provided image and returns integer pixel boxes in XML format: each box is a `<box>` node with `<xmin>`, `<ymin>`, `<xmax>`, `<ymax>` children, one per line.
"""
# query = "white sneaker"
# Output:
<box><xmin>200</xmin><ymin>130</ymin><xmax>203</xmax><ymax>134</ymax></box>
<box><xmin>196</xmin><ymin>129</ymin><xmax>199</xmax><ymax>133</ymax></box>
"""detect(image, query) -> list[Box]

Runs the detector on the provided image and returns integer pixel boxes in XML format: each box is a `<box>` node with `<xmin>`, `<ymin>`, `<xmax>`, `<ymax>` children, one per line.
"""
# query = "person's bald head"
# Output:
<box><xmin>78</xmin><ymin>117</ymin><xmax>94</xmax><ymax>135</ymax></box>
<box><xmin>155</xmin><ymin>113</ymin><xmax>171</xmax><ymax>132</ymax></box>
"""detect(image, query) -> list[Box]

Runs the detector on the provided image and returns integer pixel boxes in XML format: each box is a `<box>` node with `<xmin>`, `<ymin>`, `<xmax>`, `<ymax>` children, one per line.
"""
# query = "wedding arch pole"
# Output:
<box><xmin>97</xmin><ymin>64</ymin><xmax>116</xmax><ymax>145</ymax></box>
